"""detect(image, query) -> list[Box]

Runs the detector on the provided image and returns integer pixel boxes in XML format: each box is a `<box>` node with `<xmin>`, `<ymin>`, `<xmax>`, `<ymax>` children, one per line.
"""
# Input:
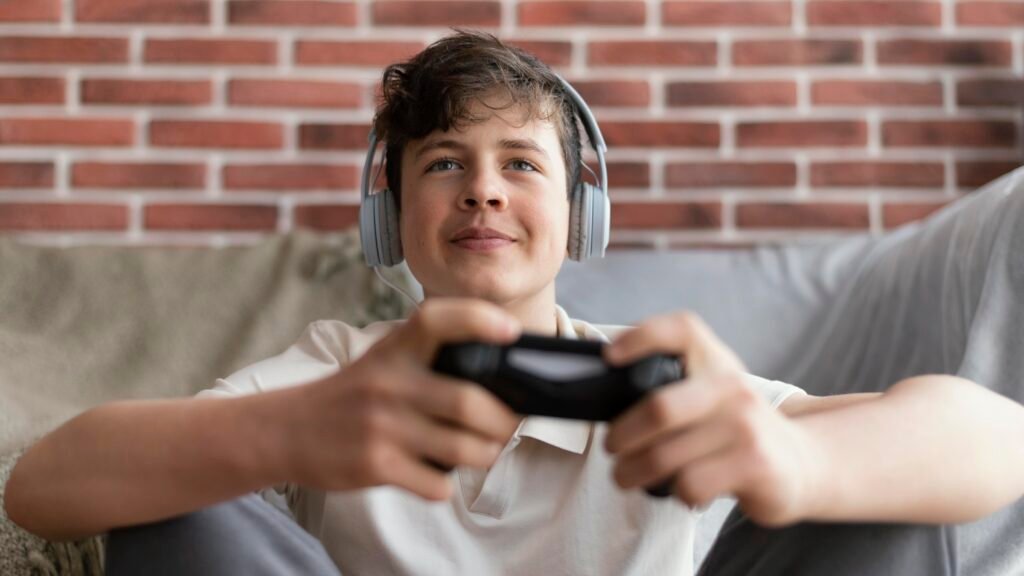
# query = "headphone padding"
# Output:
<box><xmin>569</xmin><ymin>183</ymin><xmax>589</xmax><ymax>261</ymax></box>
<box><xmin>378</xmin><ymin>188</ymin><xmax>403</xmax><ymax>266</ymax></box>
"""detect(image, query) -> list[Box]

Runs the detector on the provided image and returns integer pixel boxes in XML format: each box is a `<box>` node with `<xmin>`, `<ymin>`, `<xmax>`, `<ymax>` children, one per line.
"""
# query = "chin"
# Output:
<box><xmin>424</xmin><ymin>272</ymin><xmax>520</xmax><ymax>303</ymax></box>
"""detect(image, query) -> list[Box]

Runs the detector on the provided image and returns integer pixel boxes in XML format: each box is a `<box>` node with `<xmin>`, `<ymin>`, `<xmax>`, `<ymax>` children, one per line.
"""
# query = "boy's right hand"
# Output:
<box><xmin>285</xmin><ymin>298</ymin><xmax>524</xmax><ymax>500</ymax></box>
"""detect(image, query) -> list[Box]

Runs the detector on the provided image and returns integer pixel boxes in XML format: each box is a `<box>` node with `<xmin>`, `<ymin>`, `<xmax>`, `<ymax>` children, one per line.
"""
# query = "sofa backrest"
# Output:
<box><xmin>0</xmin><ymin>230</ymin><xmax>412</xmax><ymax>454</ymax></box>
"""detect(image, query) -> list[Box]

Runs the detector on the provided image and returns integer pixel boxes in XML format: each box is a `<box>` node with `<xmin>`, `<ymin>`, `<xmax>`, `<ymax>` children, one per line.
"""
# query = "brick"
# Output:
<box><xmin>609</xmin><ymin>239</ymin><xmax>658</xmax><ymax>251</ymax></box>
<box><xmin>667</xmin><ymin>80</ymin><xmax>796</xmax><ymax>107</ymax></box>
<box><xmin>665</xmin><ymin>162</ymin><xmax>797</xmax><ymax>188</ymax></box>
<box><xmin>611</xmin><ymin>202</ymin><xmax>722</xmax><ymax>229</ymax></box>
<box><xmin>733</xmin><ymin>39</ymin><xmax>861</xmax><ymax>66</ymax></box>
<box><xmin>957</xmin><ymin>1</ymin><xmax>1024</xmax><ymax>26</ymax></box>
<box><xmin>877</xmin><ymin>39</ymin><xmax>1011</xmax><ymax>67</ymax></box>
<box><xmin>507</xmin><ymin>40</ymin><xmax>573</xmax><ymax>66</ymax></box>
<box><xmin>0</xmin><ymin>118</ymin><xmax>133</xmax><ymax>147</ymax></box>
<box><xmin>599</xmin><ymin>121</ymin><xmax>720</xmax><ymax>148</ymax></box>
<box><xmin>0</xmin><ymin>36</ymin><xmax>128</xmax><ymax>64</ymax></box>
<box><xmin>957</xmin><ymin>79</ymin><xmax>1024</xmax><ymax>107</ymax></box>
<box><xmin>293</xmin><ymin>204</ymin><xmax>360</xmax><ymax>230</ymax></box>
<box><xmin>145</xmin><ymin>38</ymin><xmax>277</xmax><ymax>65</ymax></box>
<box><xmin>228</xmin><ymin>1</ymin><xmax>356</xmax><ymax>26</ymax></box>
<box><xmin>605</xmin><ymin>161</ymin><xmax>650</xmax><ymax>188</ymax></box>
<box><xmin>883</xmin><ymin>202</ymin><xmax>949</xmax><ymax>228</ymax></box>
<box><xmin>882</xmin><ymin>120</ymin><xmax>1017</xmax><ymax>148</ymax></box>
<box><xmin>663</xmin><ymin>1</ymin><xmax>791</xmax><ymax>26</ymax></box>
<box><xmin>0</xmin><ymin>0</ymin><xmax>61</xmax><ymax>22</ymax></box>
<box><xmin>298</xmin><ymin>123</ymin><xmax>371</xmax><ymax>150</ymax></box>
<box><xmin>150</xmin><ymin>120</ymin><xmax>283</xmax><ymax>149</ymax></box>
<box><xmin>810</xmin><ymin>161</ymin><xmax>944</xmax><ymax>188</ymax></box>
<box><xmin>144</xmin><ymin>203</ymin><xmax>278</xmax><ymax>230</ymax></box>
<box><xmin>81</xmin><ymin>78</ymin><xmax>212</xmax><ymax>106</ymax></box>
<box><xmin>223</xmin><ymin>163</ymin><xmax>359</xmax><ymax>190</ymax></box>
<box><xmin>571</xmin><ymin>80</ymin><xmax>650</xmax><ymax>107</ymax></box>
<box><xmin>0</xmin><ymin>77</ymin><xmax>64</xmax><ymax>105</ymax></box>
<box><xmin>372</xmin><ymin>1</ymin><xmax>500</xmax><ymax>26</ymax></box>
<box><xmin>228</xmin><ymin>79</ymin><xmax>361</xmax><ymax>108</ymax></box>
<box><xmin>811</xmin><ymin>80</ymin><xmax>942</xmax><ymax>106</ymax></box>
<box><xmin>0</xmin><ymin>162</ymin><xmax>55</xmax><ymax>188</ymax></box>
<box><xmin>956</xmin><ymin>161</ymin><xmax>1022</xmax><ymax>188</ymax></box>
<box><xmin>589</xmin><ymin>41</ymin><xmax>717</xmax><ymax>66</ymax></box>
<box><xmin>807</xmin><ymin>1</ymin><xmax>940</xmax><ymax>27</ymax></box>
<box><xmin>0</xmin><ymin>203</ymin><xmax>128</xmax><ymax>231</ymax></box>
<box><xmin>737</xmin><ymin>202</ymin><xmax>869</xmax><ymax>229</ymax></box>
<box><xmin>76</xmin><ymin>0</ymin><xmax>210</xmax><ymax>23</ymax></box>
<box><xmin>72</xmin><ymin>162</ymin><xmax>206</xmax><ymax>189</ymax></box>
<box><xmin>295</xmin><ymin>40</ymin><xmax>424</xmax><ymax>67</ymax></box>
<box><xmin>519</xmin><ymin>1</ymin><xmax>645</xmax><ymax>26</ymax></box>
<box><xmin>737</xmin><ymin>121</ymin><xmax>867</xmax><ymax>148</ymax></box>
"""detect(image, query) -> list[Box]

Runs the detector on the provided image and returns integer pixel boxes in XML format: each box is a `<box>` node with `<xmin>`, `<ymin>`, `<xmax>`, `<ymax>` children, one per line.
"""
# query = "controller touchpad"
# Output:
<box><xmin>507</xmin><ymin>349</ymin><xmax>605</xmax><ymax>381</ymax></box>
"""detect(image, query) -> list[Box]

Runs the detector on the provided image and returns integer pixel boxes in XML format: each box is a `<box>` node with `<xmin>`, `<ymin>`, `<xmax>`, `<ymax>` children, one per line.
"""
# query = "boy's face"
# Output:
<box><xmin>399</xmin><ymin>95</ymin><xmax>570</xmax><ymax>306</ymax></box>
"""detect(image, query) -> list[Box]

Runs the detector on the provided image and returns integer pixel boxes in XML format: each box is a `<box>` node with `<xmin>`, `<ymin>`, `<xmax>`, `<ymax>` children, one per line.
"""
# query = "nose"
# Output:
<box><xmin>458</xmin><ymin>166</ymin><xmax>508</xmax><ymax>211</ymax></box>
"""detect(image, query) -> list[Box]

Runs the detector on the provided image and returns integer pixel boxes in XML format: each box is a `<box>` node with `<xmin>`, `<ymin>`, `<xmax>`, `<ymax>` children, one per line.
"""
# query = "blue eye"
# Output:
<box><xmin>509</xmin><ymin>159</ymin><xmax>537</xmax><ymax>171</ymax></box>
<box><xmin>427</xmin><ymin>158</ymin><xmax>460</xmax><ymax>172</ymax></box>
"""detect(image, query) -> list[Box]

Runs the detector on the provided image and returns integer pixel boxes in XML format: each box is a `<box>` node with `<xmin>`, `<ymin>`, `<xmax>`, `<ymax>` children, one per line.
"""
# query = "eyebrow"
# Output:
<box><xmin>413</xmin><ymin>137</ymin><xmax>550</xmax><ymax>162</ymax></box>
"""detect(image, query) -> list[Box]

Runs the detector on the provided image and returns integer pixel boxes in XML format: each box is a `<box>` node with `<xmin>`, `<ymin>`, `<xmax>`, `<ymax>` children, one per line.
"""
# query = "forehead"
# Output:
<box><xmin>407</xmin><ymin>95</ymin><xmax>563</xmax><ymax>157</ymax></box>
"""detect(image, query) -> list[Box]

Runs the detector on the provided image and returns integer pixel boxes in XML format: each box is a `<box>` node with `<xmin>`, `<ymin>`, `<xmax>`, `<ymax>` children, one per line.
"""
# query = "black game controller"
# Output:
<box><xmin>432</xmin><ymin>333</ymin><xmax>684</xmax><ymax>497</ymax></box>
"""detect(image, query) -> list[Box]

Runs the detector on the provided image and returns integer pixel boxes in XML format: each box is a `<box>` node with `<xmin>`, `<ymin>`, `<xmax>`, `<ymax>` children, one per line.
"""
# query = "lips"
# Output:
<box><xmin>450</xmin><ymin>226</ymin><xmax>516</xmax><ymax>252</ymax></box>
<box><xmin>450</xmin><ymin>227</ymin><xmax>515</xmax><ymax>242</ymax></box>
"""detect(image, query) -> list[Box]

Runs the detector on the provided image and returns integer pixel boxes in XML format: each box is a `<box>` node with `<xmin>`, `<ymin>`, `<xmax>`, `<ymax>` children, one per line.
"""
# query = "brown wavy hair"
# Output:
<box><xmin>372</xmin><ymin>29</ymin><xmax>583</xmax><ymax>209</ymax></box>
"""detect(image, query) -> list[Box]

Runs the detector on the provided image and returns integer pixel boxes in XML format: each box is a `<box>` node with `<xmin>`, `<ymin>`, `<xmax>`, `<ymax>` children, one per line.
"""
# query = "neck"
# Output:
<box><xmin>501</xmin><ymin>284</ymin><xmax>559</xmax><ymax>336</ymax></box>
<box><xmin>422</xmin><ymin>283</ymin><xmax>559</xmax><ymax>337</ymax></box>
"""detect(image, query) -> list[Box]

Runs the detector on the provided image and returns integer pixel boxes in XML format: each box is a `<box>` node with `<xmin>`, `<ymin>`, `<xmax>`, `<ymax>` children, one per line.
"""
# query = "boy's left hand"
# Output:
<box><xmin>603</xmin><ymin>311</ymin><xmax>820</xmax><ymax>527</ymax></box>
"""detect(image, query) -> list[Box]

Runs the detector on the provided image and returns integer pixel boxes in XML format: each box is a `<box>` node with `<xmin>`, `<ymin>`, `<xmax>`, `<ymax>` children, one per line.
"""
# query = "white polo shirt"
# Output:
<box><xmin>198</xmin><ymin>305</ymin><xmax>805</xmax><ymax>576</ymax></box>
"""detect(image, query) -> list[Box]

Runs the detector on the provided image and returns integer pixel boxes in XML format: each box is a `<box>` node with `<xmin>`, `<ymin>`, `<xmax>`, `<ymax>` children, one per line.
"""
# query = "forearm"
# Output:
<box><xmin>3</xmin><ymin>388</ymin><xmax>300</xmax><ymax>542</ymax></box>
<box><xmin>797</xmin><ymin>375</ymin><xmax>1024</xmax><ymax>524</ymax></box>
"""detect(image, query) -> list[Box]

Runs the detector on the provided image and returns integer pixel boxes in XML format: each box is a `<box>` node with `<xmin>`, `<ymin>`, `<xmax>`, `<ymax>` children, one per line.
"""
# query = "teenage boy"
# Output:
<box><xmin>6</xmin><ymin>31</ymin><xmax>1024</xmax><ymax>576</ymax></box>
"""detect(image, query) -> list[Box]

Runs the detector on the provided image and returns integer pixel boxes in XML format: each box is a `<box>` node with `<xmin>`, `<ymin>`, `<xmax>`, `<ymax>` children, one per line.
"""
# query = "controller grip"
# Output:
<box><xmin>645</xmin><ymin>480</ymin><xmax>674</xmax><ymax>498</ymax></box>
<box><xmin>635</xmin><ymin>357</ymin><xmax>683</xmax><ymax>499</ymax></box>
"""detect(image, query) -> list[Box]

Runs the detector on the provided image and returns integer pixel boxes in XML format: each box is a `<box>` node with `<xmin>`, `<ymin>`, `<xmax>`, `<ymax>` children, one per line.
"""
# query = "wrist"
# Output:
<box><xmin>787</xmin><ymin>417</ymin><xmax>836</xmax><ymax>522</ymax></box>
<box><xmin>231</xmin><ymin>386</ymin><xmax>308</xmax><ymax>487</ymax></box>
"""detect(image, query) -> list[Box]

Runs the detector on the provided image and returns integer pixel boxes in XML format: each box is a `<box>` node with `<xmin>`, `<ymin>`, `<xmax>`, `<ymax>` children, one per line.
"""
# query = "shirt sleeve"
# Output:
<box><xmin>743</xmin><ymin>373</ymin><xmax>806</xmax><ymax>410</ymax></box>
<box><xmin>195</xmin><ymin>320</ymin><xmax>344</xmax><ymax>399</ymax></box>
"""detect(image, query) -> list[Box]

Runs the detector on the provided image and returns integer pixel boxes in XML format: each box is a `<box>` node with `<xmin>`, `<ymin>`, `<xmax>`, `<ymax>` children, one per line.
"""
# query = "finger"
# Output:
<box><xmin>398</xmin><ymin>298</ymin><xmax>523</xmax><ymax>364</ymax></box>
<box><xmin>604</xmin><ymin>311</ymin><xmax>744</xmax><ymax>376</ymax></box>
<box><xmin>405</xmin><ymin>373</ymin><xmax>522</xmax><ymax>444</ymax></box>
<box><xmin>612</xmin><ymin>418</ymin><xmax>734</xmax><ymax>491</ymax></box>
<box><xmin>371</xmin><ymin>445</ymin><xmax>454</xmax><ymax>501</ymax></box>
<box><xmin>394</xmin><ymin>406</ymin><xmax>505</xmax><ymax>470</ymax></box>
<box><xmin>605</xmin><ymin>377</ymin><xmax>721</xmax><ymax>455</ymax></box>
<box><xmin>673</xmin><ymin>450</ymin><xmax>748</xmax><ymax>511</ymax></box>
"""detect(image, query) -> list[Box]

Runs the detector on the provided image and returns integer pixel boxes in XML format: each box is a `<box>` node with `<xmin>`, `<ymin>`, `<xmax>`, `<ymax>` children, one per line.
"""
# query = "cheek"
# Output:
<box><xmin>532</xmin><ymin>198</ymin><xmax>570</xmax><ymax>250</ymax></box>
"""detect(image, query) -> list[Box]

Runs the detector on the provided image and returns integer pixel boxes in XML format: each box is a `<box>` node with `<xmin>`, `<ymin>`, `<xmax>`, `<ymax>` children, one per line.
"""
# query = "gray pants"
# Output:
<box><xmin>697</xmin><ymin>506</ymin><xmax>957</xmax><ymax>575</ymax></box>
<box><xmin>106</xmin><ymin>495</ymin><xmax>956</xmax><ymax>576</ymax></box>
<box><xmin>105</xmin><ymin>494</ymin><xmax>341</xmax><ymax>576</ymax></box>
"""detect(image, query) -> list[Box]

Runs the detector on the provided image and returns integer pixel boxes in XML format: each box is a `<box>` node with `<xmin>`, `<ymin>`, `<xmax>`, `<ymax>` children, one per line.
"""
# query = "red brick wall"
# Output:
<box><xmin>0</xmin><ymin>0</ymin><xmax>1021</xmax><ymax>248</ymax></box>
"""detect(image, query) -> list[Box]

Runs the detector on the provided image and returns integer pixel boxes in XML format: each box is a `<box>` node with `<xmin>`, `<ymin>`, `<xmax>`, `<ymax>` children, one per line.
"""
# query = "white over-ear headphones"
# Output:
<box><xmin>359</xmin><ymin>74</ymin><xmax>610</xmax><ymax>269</ymax></box>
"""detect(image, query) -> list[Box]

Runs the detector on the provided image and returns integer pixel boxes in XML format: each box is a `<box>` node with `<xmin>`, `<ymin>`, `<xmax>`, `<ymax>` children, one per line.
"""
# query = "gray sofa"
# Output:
<box><xmin>3</xmin><ymin>166</ymin><xmax>1024</xmax><ymax>574</ymax></box>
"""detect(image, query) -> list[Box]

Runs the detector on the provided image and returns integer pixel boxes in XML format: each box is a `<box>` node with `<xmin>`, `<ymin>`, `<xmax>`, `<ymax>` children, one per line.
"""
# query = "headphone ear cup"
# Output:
<box><xmin>568</xmin><ymin>182</ymin><xmax>610</xmax><ymax>261</ymax></box>
<box><xmin>359</xmin><ymin>187</ymin><xmax>403</xmax><ymax>267</ymax></box>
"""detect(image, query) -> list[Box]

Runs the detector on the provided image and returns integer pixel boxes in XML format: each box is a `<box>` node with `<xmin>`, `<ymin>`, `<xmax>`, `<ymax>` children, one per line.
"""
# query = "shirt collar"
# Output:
<box><xmin>513</xmin><ymin>305</ymin><xmax>602</xmax><ymax>455</ymax></box>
